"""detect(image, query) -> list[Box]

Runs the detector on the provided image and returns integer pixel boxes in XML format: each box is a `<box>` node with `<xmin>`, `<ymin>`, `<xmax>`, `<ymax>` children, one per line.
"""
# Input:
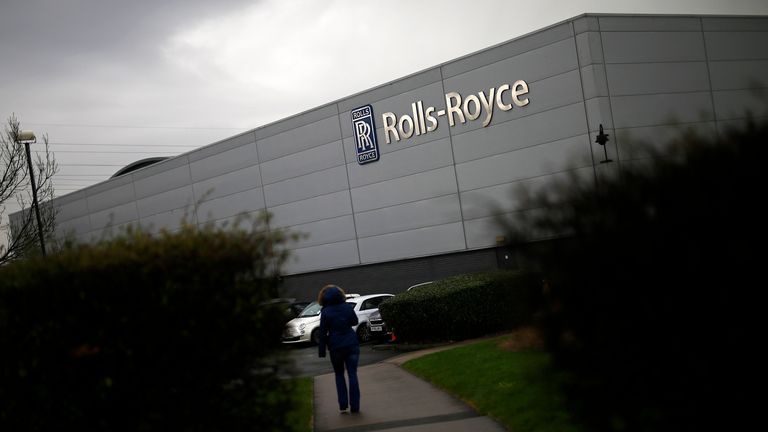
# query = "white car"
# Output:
<box><xmin>281</xmin><ymin>293</ymin><xmax>393</xmax><ymax>345</ymax></box>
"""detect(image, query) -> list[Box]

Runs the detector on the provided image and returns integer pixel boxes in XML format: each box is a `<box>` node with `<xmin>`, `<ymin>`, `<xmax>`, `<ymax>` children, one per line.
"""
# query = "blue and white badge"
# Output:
<box><xmin>351</xmin><ymin>104</ymin><xmax>380</xmax><ymax>165</ymax></box>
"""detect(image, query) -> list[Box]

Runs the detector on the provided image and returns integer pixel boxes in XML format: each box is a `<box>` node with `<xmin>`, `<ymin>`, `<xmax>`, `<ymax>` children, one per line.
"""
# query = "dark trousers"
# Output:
<box><xmin>329</xmin><ymin>345</ymin><xmax>360</xmax><ymax>411</ymax></box>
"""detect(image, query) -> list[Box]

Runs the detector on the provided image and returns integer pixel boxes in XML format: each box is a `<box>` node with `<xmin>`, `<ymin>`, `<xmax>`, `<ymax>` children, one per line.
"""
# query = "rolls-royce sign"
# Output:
<box><xmin>351</xmin><ymin>79</ymin><xmax>530</xmax><ymax>165</ymax></box>
<box><xmin>351</xmin><ymin>104</ymin><xmax>380</xmax><ymax>165</ymax></box>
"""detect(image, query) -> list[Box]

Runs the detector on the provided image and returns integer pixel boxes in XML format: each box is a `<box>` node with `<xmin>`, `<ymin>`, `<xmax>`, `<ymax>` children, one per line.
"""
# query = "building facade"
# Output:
<box><xmin>15</xmin><ymin>14</ymin><xmax>768</xmax><ymax>299</ymax></box>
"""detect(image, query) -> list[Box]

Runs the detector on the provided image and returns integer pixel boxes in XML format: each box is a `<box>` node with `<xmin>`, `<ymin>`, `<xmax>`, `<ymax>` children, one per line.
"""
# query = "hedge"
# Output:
<box><xmin>0</xmin><ymin>220</ymin><xmax>297</xmax><ymax>432</ymax></box>
<box><xmin>378</xmin><ymin>271</ymin><xmax>542</xmax><ymax>343</ymax></box>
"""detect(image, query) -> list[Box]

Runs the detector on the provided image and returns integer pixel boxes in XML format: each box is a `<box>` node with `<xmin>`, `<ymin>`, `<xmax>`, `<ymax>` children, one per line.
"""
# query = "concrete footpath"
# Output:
<box><xmin>313</xmin><ymin>346</ymin><xmax>507</xmax><ymax>432</ymax></box>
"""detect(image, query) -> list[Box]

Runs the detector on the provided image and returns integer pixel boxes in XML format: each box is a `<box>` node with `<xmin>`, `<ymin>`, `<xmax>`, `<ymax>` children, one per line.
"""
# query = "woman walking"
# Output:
<box><xmin>317</xmin><ymin>284</ymin><xmax>360</xmax><ymax>413</ymax></box>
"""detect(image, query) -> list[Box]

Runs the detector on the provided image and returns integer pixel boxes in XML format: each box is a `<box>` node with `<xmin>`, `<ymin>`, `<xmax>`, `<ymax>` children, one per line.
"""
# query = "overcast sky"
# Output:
<box><xmin>2</xmin><ymin>0</ymin><xmax>767</xmax><ymax>234</ymax></box>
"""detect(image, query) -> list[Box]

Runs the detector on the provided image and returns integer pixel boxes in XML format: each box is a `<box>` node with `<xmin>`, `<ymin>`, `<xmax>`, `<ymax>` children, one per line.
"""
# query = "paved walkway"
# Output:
<box><xmin>313</xmin><ymin>345</ymin><xmax>507</xmax><ymax>432</ymax></box>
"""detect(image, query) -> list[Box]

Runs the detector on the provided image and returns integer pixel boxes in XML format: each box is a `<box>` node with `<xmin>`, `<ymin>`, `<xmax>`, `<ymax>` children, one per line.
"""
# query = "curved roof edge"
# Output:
<box><xmin>111</xmin><ymin>157</ymin><xmax>169</xmax><ymax>178</ymax></box>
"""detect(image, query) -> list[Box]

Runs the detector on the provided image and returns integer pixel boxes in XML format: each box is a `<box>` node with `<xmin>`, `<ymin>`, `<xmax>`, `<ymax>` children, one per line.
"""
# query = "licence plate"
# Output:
<box><xmin>370</xmin><ymin>326</ymin><xmax>383</xmax><ymax>332</ymax></box>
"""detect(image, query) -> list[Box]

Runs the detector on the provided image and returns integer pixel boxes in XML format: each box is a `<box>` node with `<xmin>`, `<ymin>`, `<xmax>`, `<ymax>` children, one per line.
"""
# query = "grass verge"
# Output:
<box><xmin>402</xmin><ymin>333</ymin><xmax>581</xmax><ymax>432</ymax></box>
<box><xmin>286</xmin><ymin>376</ymin><xmax>313</xmax><ymax>432</ymax></box>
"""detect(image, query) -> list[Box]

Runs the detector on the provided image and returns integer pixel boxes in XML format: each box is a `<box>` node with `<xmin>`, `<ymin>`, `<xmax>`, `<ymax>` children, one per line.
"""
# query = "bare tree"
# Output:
<box><xmin>1</xmin><ymin>114</ymin><xmax>58</xmax><ymax>264</ymax></box>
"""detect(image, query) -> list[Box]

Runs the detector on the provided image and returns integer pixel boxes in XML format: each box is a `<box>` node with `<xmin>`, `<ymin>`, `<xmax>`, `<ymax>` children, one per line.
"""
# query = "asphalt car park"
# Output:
<box><xmin>282</xmin><ymin>339</ymin><xmax>399</xmax><ymax>377</ymax></box>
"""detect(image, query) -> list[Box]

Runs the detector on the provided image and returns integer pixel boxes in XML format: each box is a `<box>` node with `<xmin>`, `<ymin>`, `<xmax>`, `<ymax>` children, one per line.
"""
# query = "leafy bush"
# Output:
<box><xmin>504</xmin><ymin>119</ymin><xmax>766</xmax><ymax>431</ymax></box>
<box><xmin>379</xmin><ymin>271</ymin><xmax>542</xmax><ymax>343</ymax></box>
<box><xmin>0</xmin><ymin>218</ymin><xmax>297</xmax><ymax>432</ymax></box>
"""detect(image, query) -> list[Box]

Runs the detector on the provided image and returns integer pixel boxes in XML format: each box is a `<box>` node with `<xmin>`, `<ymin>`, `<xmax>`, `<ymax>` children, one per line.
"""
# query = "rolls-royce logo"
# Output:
<box><xmin>351</xmin><ymin>105</ymin><xmax>380</xmax><ymax>165</ymax></box>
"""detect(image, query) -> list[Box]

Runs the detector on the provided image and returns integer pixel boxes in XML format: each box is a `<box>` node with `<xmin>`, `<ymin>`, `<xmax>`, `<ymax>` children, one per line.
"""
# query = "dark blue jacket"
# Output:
<box><xmin>318</xmin><ymin>287</ymin><xmax>359</xmax><ymax>358</ymax></box>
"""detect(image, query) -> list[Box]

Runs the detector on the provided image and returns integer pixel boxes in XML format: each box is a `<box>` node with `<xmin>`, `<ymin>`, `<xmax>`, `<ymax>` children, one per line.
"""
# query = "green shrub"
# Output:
<box><xmin>505</xmin><ymin>119</ymin><xmax>766</xmax><ymax>431</ymax></box>
<box><xmin>379</xmin><ymin>271</ymin><xmax>542</xmax><ymax>343</ymax></box>
<box><xmin>0</xmin><ymin>218</ymin><xmax>297</xmax><ymax>432</ymax></box>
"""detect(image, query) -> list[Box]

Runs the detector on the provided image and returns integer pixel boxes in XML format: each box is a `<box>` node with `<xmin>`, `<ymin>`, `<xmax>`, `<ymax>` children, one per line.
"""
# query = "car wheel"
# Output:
<box><xmin>357</xmin><ymin>324</ymin><xmax>371</xmax><ymax>343</ymax></box>
<box><xmin>310</xmin><ymin>328</ymin><xmax>320</xmax><ymax>346</ymax></box>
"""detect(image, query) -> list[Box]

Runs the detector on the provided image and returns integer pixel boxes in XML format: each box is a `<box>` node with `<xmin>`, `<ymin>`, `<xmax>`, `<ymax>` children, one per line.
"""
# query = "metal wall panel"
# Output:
<box><xmin>288</xmin><ymin>215</ymin><xmax>356</xmax><ymax>249</ymax></box>
<box><xmin>136</xmin><ymin>186</ymin><xmax>195</xmax><ymax>218</ymax></box>
<box><xmin>703</xmin><ymin>17</ymin><xmax>768</xmax><ymax>32</ymax></box>
<box><xmin>464</xmin><ymin>214</ymin><xmax>510</xmax><ymax>249</ymax></box>
<box><xmin>263</xmin><ymin>165</ymin><xmax>348</xmax><ymax>207</ymax></box>
<box><xmin>261</xmin><ymin>140</ymin><xmax>345</xmax><ymax>185</ymax></box>
<box><xmin>269</xmin><ymin>190</ymin><xmax>352</xmax><ymax>229</ymax></box>
<box><xmin>350</xmin><ymin>166</ymin><xmax>458</xmax><ymax>213</ymax></box>
<box><xmin>615</xmin><ymin>121</ymin><xmax>718</xmax><ymax>161</ymax></box>
<box><xmin>188</xmin><ymin>142</ymin><xmax>259</xmax><ymax>183</ymax></box>
<box><xmin>284</xmin><ymin>240</ymin><xmax>359</xmax><ymax>274</ymax></box>
<box><xmin>195</xmin><ymin>187</ymin><xmax>265</xmax><ymax>223</ymax></box>
<box><xmin>192</xmin><ymin>165</ymin><xmax>262</xmax><ymax>202</ymax></box>
<box><xmin>598</xmin><ymin>16</ymin><xmax>701</xmax><ymax>32</ymax></box>
<box><xmin>575</xmin><ymin>32</ymin><xmax>604</xmax><ymax>66</ymax></box>
<box><xmin>606</xmin><ymin>62</ymin><xmax>710</xmax><ymax>96</ymax></box>
<box><xmin>90</xmin><ymin>202</ymin><xmax>139</xmax><ymax>230</ymax></box>
<box><xmin>580</xmin><ymin>64</ymin><xmax>609</xmax><ymax>99</ymax></box>
<box><xmin>358</xmin><ymin>222</ymin><xmax>465</xmax><ymax>264</ymax></box>
<box><xmin>257</xmin><ymin>116</ymin><xmax>341</xmax><ymax>162</ymax></box>
<box><xmin>56</xmin><ymin>215</ymin><xmax>92</xmax><ymax>238</ymax></box>
<box><xmin>138</xmin><ymin>208</ymin><xmax>188</xmax><ymax>234</ymax></box>
<box><xmin>354</xmin><ymin>194</ymin><xmax>462</xmax><ymax>239</ymax></box>
<box><xmin>57</xmin><ymin>197</ymin><xmax>91</xmax><ymax>222</ymax></box>
<box><xmin>704</xmin><ymin>32</ymin><xmax>768</xmax><ymax>61</ymax></box>
<box><xmin>455</xmin><ymin>134</ymin><xmax>592</xmax><ymax>192</ymax></box>
<box><xmin>346</xmin><ymin>137</ymin><xmax>454</xmax><ymax>188</ymax></box>
<box><xmin>708</xmin><ymin>60</ymin><xmax>768</xmax><ymax>91</ymax></box>
<box><xmin>86</xmin><ymin>183</ymin><xmax>136</xmax><ymax>213</ymax></box>
<box><xmin>602</xmin><ymin>32</ymin><xmax>706</xmax><ymax>63</ymax></box>
<box><xmin>610</xmin><ymin>92</ymin><xmax>714</xmax><ymax>129</ymax></box>
<box><xmin>451</xmin><ymin>102</ymin><xmax>586</xmax><ymax>164</ymax></box>
<box><xmin>133</xmin><ymin>164</ymin><xmax>192</xmax><ymax>199</ymax></box>
<box><xmin>713</xmin><ymin>89</ymin><xmax>768</xmax><ymax>120</ymax></box>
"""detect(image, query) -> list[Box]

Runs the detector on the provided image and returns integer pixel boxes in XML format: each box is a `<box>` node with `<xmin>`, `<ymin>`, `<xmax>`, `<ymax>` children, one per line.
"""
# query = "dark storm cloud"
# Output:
<box><xmin>0</xmin><ymin>0</ymin><xmax>257</xmax><ymax>78</ymax></box>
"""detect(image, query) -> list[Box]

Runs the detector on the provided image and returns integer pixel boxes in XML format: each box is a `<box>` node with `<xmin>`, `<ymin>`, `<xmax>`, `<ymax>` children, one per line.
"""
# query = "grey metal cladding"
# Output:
<box><xmin>705</xmin><ymin>32</ymin><xmax>768</xmax><ymax>61</ymax></box>
<box><xmin>610</xmin><ymin>92</ymin><xmax>715</xmax><ymax>128</ymax></box>
<box><xmin>460</xmin><ymin>168</ymin><xmax>592</xmax><ymax>220</ymax></box>
<box><xmin>85</xmin><ymin>172</ymin><xmax>132</xmax><ymax>196</ymax></box>
<box><xmin>580</xmin><ymin>64</ymin><xmax>609</xmax><ymax>99</ymax></box>
<box><xmin>442</xmin><ymin>23</ymin><xmax>573</xmax><ymax>79</ymax></box>
<box><xmin>56</xmin><ymin>215</ymin><xmax>92</xmax><ymax>237</ymax></box>
<box><xmin>606</xmin><ymin>62</ymin><xmax>711</xmax><ymax>96</ymax></box>
<box><xmin>192</xmin><ymin>165</ymin><xmax>262</xmax><ymax>202</ymax></box>
<box><xmin>447</xmin><ymin>69</ymin><xmax>583</xmax><ymax>137</ymax></box>
<box><xmin>136</xmin><ymin>186</ymin><xmax>195</xmax><ymax>218</ymax></box>
<box><xmin>337</xmin><ymin>68</ymin><xmax>443</xmax><ymax>116</ymax></box>
<box><xmin>455</xmin><ymin>134</ymin><xmax>592</xmax><ymax>192</ymax></box>
<box><xmin>269</xmin><ymin>190</ymin><xmax>352</xmax><ymax>229</ymax></box>
<box><xmin>354</xmin><ymin>194</ymin><xmax>462</xmax><ymax>239</ymax></box>
<box><xmin>86</xmin><ymin>182</ymin><xmax>135</xmax><ymax>213</ymax></box>
<box><xmin>464</xmin><ymin>214</ymin><xmax>512</xmax><ymax>249</ymax></box>
<box><xmin>573</xmin><ymin>16</ymin><xmax>599</xmax><ymax>34</ymax></box>
<box><xmin>255</xmin><ymin>104</ymin><xmax>339</xmax><ymax>141</ymax></box>
<box><xmin>576</xmin><ymin>32</ymin><xmax>604</xmax><ymax>66</ymax></box>
<box><xmin>263</xmin><ymin>165</ymin><xmax>348</xmax><ymax>208</ymax></box>
<box><xmin>90</xmin><ymin>202</ymin><xmax>138</xmax><ymax>229</ymax></box>
<box><xmin>138</xmin><ymin>208</ymin><xmax>188</xmax><ymax>234</ymax></box>
<box><xmin>358</xmin><ymin>222</ymin><xmax>466</xmax><ymax>264</ymax></box>
<box><xmin>133</xmin><ymin>164</ymin><xmax>192</xmax><ymax>199</ymax></box>
<box><xmin>350</xmin><ymin>166</ymin><xmax>458</xmax><ymax>213</ymax></box>
<box><xmin>288</xmin><ymin>215</ymin><xmax>356</xmax><ymax>249</ymax></box>
<box><xmin>189</xmin><ymin>142</ymin><xmax>259</xmax><ymax>183</ymax></box>
<box><xmin>702</xmin><ymin>17</ymin><xmax>768</xmax><ymax>32</ymax></box>
<box><xmin>260</xmin><ymin>140</ymin><xmax>344</xmax><ymax>185</ymax></box>
<box><xmin>452</xmin><ymin>102</ymin><xmax>586</xmax><ymax>164</ymax></box>
<box><xmin>57</xmin><ymin>197</ymin><xmax>91</xmax><ymax>221</ymax></box>
<box><xmin>447</xmin><ymin>38</ymin><xmax>578</xmax><ymax>92</ymax></box>
<box><xmin>129</xmin><ymin>154</ymin><xmax>189</xmax><ymax>179</ymax></box>
<box><xmin>195</xmin><ymin>187</ymin><xmax>265</xmax><ymax>222</ymax></box>
<box><xmin>713</xmin><ymin>89</ymin><xmax>768</xmax><ymax>120</ymax></box>
<box><xmin>187</xmin><ymin>131</ymin><xmax>256</xmax><ymax>162</ymax></box>
<box><xmin>346</xmin><ymin>137</ymin><xmax>454</xmax><ymax>188</ymax></box>
<box><xmin>615</xmin><ymin>121</ymin><xmax>717</xmax><ymax>161</ymax></box>
<box><xmin>585</xmin><ymin>97</ymin><xmax>614</xmax><ymax>131</ymax></box>
<box><xmin>257</xmin><ymin>115</ymin><xmax>341</xmax><ymax>162</ymax></box>
<box><xmin>601</xmin><ymin>32</ymin><xmax>706</xmax><ymax>63</ymax></box>
<box><xmin>284</xmin><ymin>240</ymin><xmax>359</xmax><ymax>274</ymax></box>
<box><xmin>598</xmin><ymin>16</ymin><xmax>701</xmax><ymax>32</ymax></box>
<box><xmin>708</xmin><ymin>60</ymin><xmax>768</xmax><ymax>91</ymax></box>
<box><xmin>340</xmin><ymin>81</ymin><xmax>446</xmax><ymax>139</ymax></box>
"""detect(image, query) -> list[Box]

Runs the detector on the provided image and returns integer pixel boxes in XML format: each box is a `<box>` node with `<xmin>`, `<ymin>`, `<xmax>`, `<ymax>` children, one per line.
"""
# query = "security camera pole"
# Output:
<box><xmin>17</xmin><ymin>130</ymin><xmax>46</xmax><ymax>256</ymax></box>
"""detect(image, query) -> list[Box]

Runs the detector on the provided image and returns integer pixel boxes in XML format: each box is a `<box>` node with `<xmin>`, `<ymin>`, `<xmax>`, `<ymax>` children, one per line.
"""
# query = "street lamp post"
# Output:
<box><xmin>17</xmin><ymin>130</ymin><xmax>47</xmax><ymax>256</ymax></box>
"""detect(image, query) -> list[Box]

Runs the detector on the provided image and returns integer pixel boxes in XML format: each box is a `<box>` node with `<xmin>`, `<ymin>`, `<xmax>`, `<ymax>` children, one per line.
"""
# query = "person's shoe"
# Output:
<box><xmin>340</xmin><ymin>407</ymin><xmax>349</xmax><ymax>414</ymax></box>
<box><xmin>351</xmin><ymin>407</ymin><xmax>360</xmax><ymax>414</ymax></box>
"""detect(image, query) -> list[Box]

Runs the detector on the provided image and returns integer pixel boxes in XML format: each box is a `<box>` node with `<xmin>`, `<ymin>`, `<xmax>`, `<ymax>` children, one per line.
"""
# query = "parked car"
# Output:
<box><xmin>346</xmin><ymin>294</ymin><xmax>394</xmax><ymax>343</ymax></box>
<box><xmin>259</xmin><ymin>298</ymin><xmax>311</xmax><ymax>323</ymax></box>
<box><xmin>366</xmin><ymin>309</ymin><xmax>391</xmax><ymax>341</ymax></box>
<box><xmin>282</xmin><ymin>294</ymin><xmax>360</xmax><ymax>345</ymax></box>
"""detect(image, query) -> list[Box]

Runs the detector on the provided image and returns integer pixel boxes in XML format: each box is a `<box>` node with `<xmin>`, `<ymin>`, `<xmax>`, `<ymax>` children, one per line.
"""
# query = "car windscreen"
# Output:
<box><xmin>298</xmin><ymin>302</ymin><xmax>322</xmax><ymax>317</ymax></box>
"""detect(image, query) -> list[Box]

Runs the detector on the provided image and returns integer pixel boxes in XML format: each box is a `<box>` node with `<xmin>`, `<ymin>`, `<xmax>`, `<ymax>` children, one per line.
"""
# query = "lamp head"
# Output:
<box><xmin>17</xmin><ymin>130</ymin><xmax>36</xmax><ymax>143</ymax></box>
